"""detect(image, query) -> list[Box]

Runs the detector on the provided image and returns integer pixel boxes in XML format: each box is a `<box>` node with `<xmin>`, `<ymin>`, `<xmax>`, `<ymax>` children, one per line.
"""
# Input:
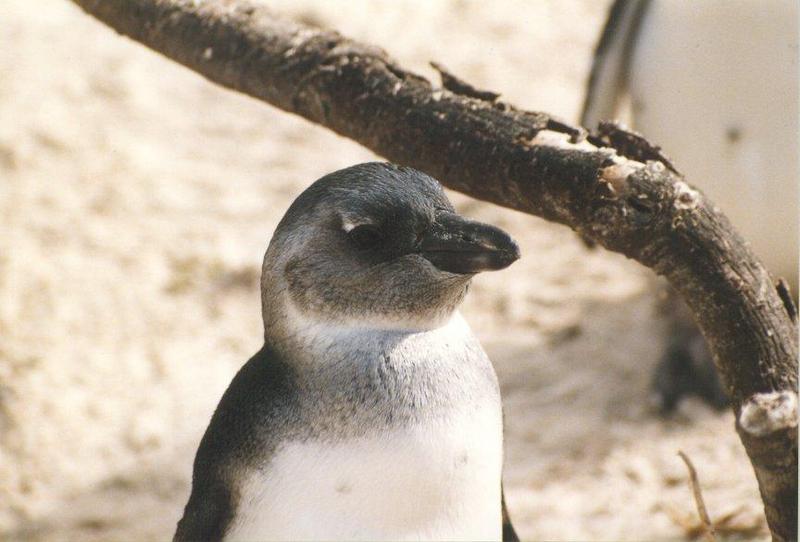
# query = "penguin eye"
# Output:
<box><xmin>348</xmin><ymin>224</ymin><xmax>384</xmax><ymax>250</ymax></box>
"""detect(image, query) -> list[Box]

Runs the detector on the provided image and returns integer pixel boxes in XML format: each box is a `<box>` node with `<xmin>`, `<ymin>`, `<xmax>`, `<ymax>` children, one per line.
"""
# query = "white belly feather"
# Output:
<box><xmin>226</xmin><ymin>402</ymin><xmax>502</xmax><ymax>541</ymax></box>
<box><xmin>225</xmin><ymin>313</ymin><xmax>504</xmax><ymax>541</ymax></box>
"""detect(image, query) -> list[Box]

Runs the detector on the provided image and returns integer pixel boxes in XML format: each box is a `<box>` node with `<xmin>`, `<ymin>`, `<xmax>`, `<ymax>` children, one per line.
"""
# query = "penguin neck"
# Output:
<box><xmin>264</xmin><ymin>293</ymin><xmax>469</xmax><ymax>363</ymax></box>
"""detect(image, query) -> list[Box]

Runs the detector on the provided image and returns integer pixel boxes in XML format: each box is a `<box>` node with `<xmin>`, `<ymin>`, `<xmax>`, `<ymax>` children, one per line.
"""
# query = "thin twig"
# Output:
<box><xmin>678</xmin><ymin>450</ymin><xmax>717</xmax><ymax>542</ymax></box>
<box><xmin>429</xmin><ymin>61</ymin><xmax>500</xmax><ymax>102</ymax></box>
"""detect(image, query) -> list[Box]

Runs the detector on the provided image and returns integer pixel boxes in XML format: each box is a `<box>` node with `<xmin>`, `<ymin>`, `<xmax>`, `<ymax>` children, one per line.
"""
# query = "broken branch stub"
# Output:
<box><xmin>737</xmin><ymin>391</ymin><xmax>799</xmax><ymax>542</ymax></box>
<box><xmin>68</xmin><ymin>1</ymin><xmax>799</xmax><ymax>540</ymax></box>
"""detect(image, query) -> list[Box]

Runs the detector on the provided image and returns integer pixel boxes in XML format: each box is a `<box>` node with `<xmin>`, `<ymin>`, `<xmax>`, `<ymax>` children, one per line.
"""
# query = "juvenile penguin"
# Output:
<box><xmin>174</xmin><ymin>162</ymin><xmax>521</xmax><ymax>541</ymax></box>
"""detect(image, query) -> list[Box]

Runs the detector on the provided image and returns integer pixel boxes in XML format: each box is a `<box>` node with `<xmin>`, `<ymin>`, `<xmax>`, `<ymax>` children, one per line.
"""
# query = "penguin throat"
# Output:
<box><xmin>287</xmin><ymin>296</ymin><xmax>455</xmax><ymax>334</ymax></box>
<box><xmin>264</xmin><ymin>294</ymin><xmax>463</xmax><ymax>352</ymax></box>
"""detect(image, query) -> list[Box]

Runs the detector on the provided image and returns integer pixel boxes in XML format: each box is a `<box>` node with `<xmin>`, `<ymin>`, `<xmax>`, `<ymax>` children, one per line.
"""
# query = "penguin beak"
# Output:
<box><xmin>418</xmin><ymin>211</ymin><xmax>521</xmax><ymax>274</ymax></box>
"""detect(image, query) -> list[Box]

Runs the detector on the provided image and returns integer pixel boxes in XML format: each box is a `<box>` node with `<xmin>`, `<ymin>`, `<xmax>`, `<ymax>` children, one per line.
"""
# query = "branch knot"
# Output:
<box><xmin>739</xmin><ymin>390</ymin><xmax>799</xmax><ymax>437</ymax></box>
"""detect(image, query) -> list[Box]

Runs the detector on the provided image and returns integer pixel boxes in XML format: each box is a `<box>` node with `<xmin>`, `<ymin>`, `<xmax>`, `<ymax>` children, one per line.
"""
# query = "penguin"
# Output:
<box><xmin>582</xmin><ymin>0</ymin><xmax>799</xmax><ymax>411</ymax></box>
<box><xmin>174</xmin><ymin>162</ymin><xmax>521</xmax><ymax>541</ymax></box>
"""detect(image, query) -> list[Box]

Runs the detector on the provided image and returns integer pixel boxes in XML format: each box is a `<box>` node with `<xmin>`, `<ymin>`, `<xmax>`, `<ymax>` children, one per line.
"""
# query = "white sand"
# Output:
<box><xmin>1</xmin><ymin>1</ymin><xmax>767</xmax><ymax>540</ymax></box>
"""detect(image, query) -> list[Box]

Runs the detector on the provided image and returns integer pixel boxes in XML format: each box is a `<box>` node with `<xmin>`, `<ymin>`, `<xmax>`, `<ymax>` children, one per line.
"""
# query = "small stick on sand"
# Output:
<box><xmin>678</xmin><ymin>450</ymin><xmax>717</xmax><ymax>542</ymax></box>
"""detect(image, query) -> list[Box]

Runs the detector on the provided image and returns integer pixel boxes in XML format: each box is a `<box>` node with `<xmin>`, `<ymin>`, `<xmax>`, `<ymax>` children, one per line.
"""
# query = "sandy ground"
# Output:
<box><xmin>1</xmin><ymin>1</ymin><xmax>769</xmax><ymax>540</ymax></box>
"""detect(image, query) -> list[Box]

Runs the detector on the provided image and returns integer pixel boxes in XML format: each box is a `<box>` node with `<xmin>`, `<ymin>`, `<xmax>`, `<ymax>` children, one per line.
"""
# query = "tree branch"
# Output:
<box><xmin>68</xmin><ymin>1</ymin><xmax>799</xmax><ymax>539</ymax></box>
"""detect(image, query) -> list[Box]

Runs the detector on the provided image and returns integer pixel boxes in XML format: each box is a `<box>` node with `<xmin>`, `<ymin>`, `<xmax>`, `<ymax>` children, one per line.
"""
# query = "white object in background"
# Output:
<box><xmin>583</xmin><ymin>0</ymin><xmax>799</xmax><ymax>289</ymax></box>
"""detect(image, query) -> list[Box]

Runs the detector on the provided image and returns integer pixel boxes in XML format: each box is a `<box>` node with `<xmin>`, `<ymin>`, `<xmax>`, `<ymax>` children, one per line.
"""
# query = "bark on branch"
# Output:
<box><xmin>69</xmin><ymin>1</ymin><xmax>799</xmax><ymax>539</ymax></box>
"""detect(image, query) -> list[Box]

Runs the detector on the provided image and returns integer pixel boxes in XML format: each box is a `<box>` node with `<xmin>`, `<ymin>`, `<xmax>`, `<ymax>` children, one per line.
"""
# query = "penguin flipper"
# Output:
<box><xmin>174</xmin><ymin>346</ymin><xmax>296</xmax><ymax>541</ymax></box>
<box><xmin>501</xmin><ymin>487</ymin><xmax>519</xmax><ymax>542</ymax></box>
<box><xmin>174</xmin><ymin>480</ymin><xmax>235</xmax><ymax>542</ymax></box>
<box><xmin>581</xmin><ymin>0</ymin><xmax>651</xmax><ymax>129</ymax></box>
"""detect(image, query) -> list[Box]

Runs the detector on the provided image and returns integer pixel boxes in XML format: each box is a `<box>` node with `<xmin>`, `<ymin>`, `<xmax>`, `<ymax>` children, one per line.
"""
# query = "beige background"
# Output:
<box><xmin>1</xmin><ymin>1</ymin><xmax>767</xmax><ymax>540</ymax></box>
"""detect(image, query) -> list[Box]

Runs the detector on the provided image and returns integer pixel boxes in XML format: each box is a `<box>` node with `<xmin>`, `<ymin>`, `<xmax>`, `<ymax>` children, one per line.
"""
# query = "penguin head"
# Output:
<box><xmin>262</xmin><ymin>162</ymin><xmax>520</xmax><ymax>335</ymax></box>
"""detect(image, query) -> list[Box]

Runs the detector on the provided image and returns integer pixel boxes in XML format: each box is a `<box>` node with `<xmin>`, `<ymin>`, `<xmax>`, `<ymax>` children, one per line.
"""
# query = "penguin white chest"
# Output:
<box><xmin>225</xmin><ymin>399</ymin><xmax>503</xmax><ymax>541</ymax></box>
<box><xmin>627</xmin><ymin>0</ymin><xmax>798</xmax><ymax>284</ymax></box>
